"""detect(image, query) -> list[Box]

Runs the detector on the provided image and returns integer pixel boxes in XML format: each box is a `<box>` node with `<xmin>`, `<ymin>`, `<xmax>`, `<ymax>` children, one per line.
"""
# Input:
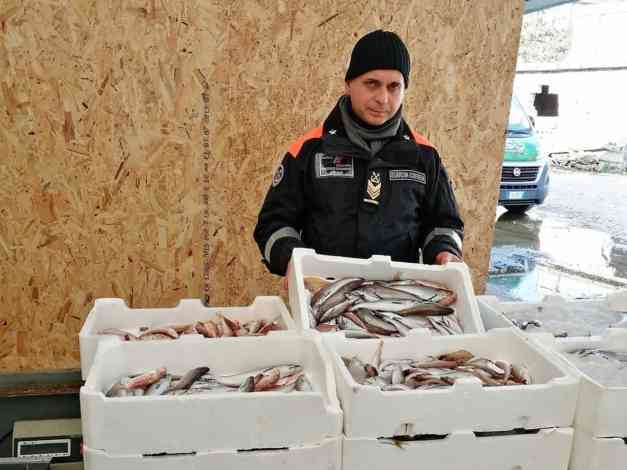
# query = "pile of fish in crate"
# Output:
<box><xmin>478</xmin><ymin>292</ymin><xmax>627</xmax><ymax>470</ymax></box>
<box><xmin>80</xmin><ymin>248</ymin><xmax>595</xmax><ymax>470</ymax></box>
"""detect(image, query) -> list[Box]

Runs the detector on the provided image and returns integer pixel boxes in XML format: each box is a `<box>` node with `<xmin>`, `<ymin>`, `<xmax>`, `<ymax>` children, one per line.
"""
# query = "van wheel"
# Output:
<box><xmin>504</xmin><ymin>205</ymin><xmax>532</xmax><ymax>214</ymax></box>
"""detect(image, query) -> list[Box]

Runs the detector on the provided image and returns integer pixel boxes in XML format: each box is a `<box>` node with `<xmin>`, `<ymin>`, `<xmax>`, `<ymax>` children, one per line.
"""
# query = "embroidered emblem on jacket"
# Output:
<box><xmin>364</xmin><ymin>172</ymin><xmax>382</xmax><ymax>205</ymax></box>
<box><xmin>316</xmin><ymin>153</ymin><xmax>354</xmax><ymax>178</ymax></box>
<box><xmin>272</xmin><ymin>164</ymin><xmax>284</xmax><ymax>187</ymax></box>
<box><xmin>389</xmin><ymin>169</ymin><xmax>426</xmax><ymax>184</ymax></box>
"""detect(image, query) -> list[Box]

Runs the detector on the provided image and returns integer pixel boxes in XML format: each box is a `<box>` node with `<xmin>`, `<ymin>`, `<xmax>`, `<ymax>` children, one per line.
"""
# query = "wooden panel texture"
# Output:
<box><xmin>0</xmin><ymin>0</ymin><xmax>522</xmax><ymax>371</ymax></box>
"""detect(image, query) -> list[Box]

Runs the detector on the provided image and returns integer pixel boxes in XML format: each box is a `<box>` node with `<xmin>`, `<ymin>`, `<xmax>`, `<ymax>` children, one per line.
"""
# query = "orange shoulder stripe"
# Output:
<box><xmin>287</xmin><ymin>126</ymin><xmax>324</xmax><ymax>158</ymax></box>
<box><xmin>411</xmin><ymin>131</ymin><xmax>434</xmax><ymax>149</ymax></box>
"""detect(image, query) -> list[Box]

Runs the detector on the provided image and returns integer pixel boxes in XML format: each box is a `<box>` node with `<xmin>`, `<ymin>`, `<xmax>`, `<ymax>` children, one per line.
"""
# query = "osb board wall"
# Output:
<box><xmin>0</xmin><ymin>0</ymin><xmax>522</xmax><ymax>371</ymax></box>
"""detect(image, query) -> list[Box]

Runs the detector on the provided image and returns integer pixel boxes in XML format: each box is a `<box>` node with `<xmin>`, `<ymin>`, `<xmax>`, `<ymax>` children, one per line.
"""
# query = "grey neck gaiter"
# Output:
<box><xmin>339</xmin><ymin>95</ymin><xmax>402</xmax><ymax>156</ymax></box>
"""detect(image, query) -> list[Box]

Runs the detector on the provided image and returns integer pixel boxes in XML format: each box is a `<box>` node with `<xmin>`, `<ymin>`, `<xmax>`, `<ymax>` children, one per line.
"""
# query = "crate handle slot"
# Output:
<box><xmin>142</xmin><ymin>451</ymin><xmax>197</xmax><ymax>458</ymax></box>
<box><xmin>473</xmin><ymin>428</ymin><xmax>541</xmax><ymax>438</ymax></box>
<box><xmin>237</xmin><ymin>447</ymin><xmax>289</xmax><ymax>453</ymax></box>
<box><xmin>377</xmin><ymin>433</ymin><xmax>449</xmax><ymax>442</ymax></box>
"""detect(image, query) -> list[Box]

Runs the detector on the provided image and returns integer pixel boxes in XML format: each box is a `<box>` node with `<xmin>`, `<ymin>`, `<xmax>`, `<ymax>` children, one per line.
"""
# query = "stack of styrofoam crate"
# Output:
<box><xmin>79</xmin><ymin>298</ymin><xmax>342</xmax><ymax>470</ymax></box>
<box><xmin>288</xmin><ymin>248</ymin><xmax>485</xmax><ymax>336</ymax></box>
<box><xmin>477</xmin><ymin>292</ymin><xmax>627</xmax><ymax>469</ymax></box>
<box><xmin>288</xmin><ymin>249</ymin><xmax>578</xmax><ymax>470</ymax></box>
<box><xmin>532</xmin><ymin>329</ymin><xmax>627</xmax><ymax>470</ymax></box>
<box><xmin>325</xmin><ymin>328</ymin><xmax>577</xmax><ymax>470</ymax></box>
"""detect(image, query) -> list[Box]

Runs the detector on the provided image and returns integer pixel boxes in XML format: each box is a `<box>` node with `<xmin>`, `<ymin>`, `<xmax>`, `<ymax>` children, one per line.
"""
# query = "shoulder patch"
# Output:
<box><xmin>287</xmin><ymin>126</ymin><xmax>323</xmax><ymax>158</ymax></box>
<box><xmin>272</xmin><ymin>164</ymin><xmax>284</xmax><ymax>187</ymax></box>
<box><xmin>411</xmin><ymin>131</ymin><xmax>434</xmax><ymax>149</ymax></box>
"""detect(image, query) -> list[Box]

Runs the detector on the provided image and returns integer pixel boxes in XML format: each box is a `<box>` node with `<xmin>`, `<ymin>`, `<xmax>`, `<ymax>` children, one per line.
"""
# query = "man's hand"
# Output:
<box><xmin>434</xmin><ymin>251</ymin><xmax>462</xmax><ymax>265</ymax></box>
<box><xmin>282</xmin><ymin>260</ymin><xmax>293</xmax><ymax>290</ymax></box>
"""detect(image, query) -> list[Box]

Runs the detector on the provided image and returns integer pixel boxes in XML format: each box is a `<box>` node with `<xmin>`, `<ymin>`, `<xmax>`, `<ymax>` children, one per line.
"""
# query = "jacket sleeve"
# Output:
<box><xmin>253</xmin><ymin>152</ymin><xmax>307</xmax><ymax>276</ymax></box>
<box><xmin>419</xmin><ymin>147</ymin><xmax>464</xmax><ymax>264</ymax></box>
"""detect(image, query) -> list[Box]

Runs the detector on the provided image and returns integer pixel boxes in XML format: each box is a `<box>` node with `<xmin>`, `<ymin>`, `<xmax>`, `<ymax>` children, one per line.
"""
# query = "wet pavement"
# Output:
<box><xmin>487</xmin><ymin>168</ymin><xmax>627</xmax><ymax>302</ymax></box>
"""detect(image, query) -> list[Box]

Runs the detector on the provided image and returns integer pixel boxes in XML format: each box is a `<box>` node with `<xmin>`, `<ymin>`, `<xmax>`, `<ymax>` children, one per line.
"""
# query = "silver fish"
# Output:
<box><xmin>351</xmin><ymin>299</ymin><xmax>420</xmax><ymax>313</ymax></box>
<box><xmin>295</xmin><ymin>375</ymin><xmax>313</xmax><ymax>392</ymax></box>
<box><xmin>239</xmin><ymin>376</ymin><xmax>255</xmax><ymax>392</ymax></box>
<box><xmin>354</xmin><ymin>309</ymin><xmax>398</xmax><ymax>335</ymax></box>
<box><xmin>146</xmin><ymin>375</ymin><xmax>173</xmax><ymax>396</ymax></box>
<box><xmin>319</xmin><ymin>299</ymin><xmax>354</xmax><ymax>323</ymax></box>
<box><xmin>312</xmin><ymin>278</ymin><xmax>364</xmax><ymax>311</ymax></box>
<box><xmin>166</xmin><ymin>367</ymin><xmax>210</xmax><ymax>392</ymax></box>
<box><xmin>344</xmin><ymin>330</ymin><xmax>380</xmax><ymax>339</ymax></box>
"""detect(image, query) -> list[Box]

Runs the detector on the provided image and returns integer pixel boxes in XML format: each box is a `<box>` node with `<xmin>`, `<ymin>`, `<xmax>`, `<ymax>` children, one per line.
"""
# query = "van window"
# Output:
<box><xmin>508</xmin><ymin>97</ymin><xmax>532</xmax><ymax>134</ymax></box>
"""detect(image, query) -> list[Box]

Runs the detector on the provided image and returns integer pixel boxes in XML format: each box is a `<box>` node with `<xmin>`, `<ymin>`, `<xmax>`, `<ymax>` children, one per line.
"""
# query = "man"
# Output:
<box><xmin>254</xmin><ymin>30</ymin><xmax>464</xmax><ymax>277</ymax></box>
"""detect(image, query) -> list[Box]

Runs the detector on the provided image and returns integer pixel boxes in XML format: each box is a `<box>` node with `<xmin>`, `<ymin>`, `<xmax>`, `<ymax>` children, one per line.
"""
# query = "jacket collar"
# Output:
<box><xmin>322</xmin><ymin>96</ymin><xmax>413</xmax><ymax>142</ymax></box>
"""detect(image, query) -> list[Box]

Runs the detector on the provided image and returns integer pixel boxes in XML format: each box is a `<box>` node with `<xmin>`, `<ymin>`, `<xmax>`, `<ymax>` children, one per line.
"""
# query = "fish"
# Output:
<box><xmin>439</xmin><ymin>350</ymin><xmax>474</xmax><ymax>364</ymax></box>
<box><xmin>167</xmin><ymin>324</ymin><xmax>197</xmax><ymax>335</ymax></box>
<box><xmin>106</xmin><ymin>382</ymin><xmax>129</xmax><ymax>398</ymax></box>
<box><xmin>98</xmin><ymin>328</ymin><xmax>138</xmax><ymax>340</ymax></box>
<box><xmin>138</xmin><ymin>327</ymin><xmax>179</xmax><ymax>340</ymax></box>
<box><xmin>362</xmin><ymin>284</ymin><xmax>420</xmax><ymax>301</ymax></box>
<box><xmin>511</xmin><ymin>364</ymin><xmax>531</xmax><ymax>385</ymax></box>
<box><xmin>222</xmin><ymin>315</ymin><xmax>241</xmax><ymax>333</ymax></box>
<box><xmin>344</xmin><ymin>356</ymin><xmax>367</xmax><ymax>384</ymax></box>
<box><xmin>354</xmin><ymin>309</ymin><xmax>398</xmax><ymax>335</ymax></box>
<box><xmin>313</xmin><ymin>278</ymin><xmax>365</xmax><ymax>313</ymax></box>
<box><xmin>398</xmin><ymin>303</ymin><xmax>455</xmax><ymax>317</ymax></box>
<box><xmin>495</xmin><ymin>360</ymin><xmax>512</xmax><ymax>384</ymax></box>
<box><xmin>217</xmin><ymin>315</ymin><xmax>234</xmax><ymax>337</ymax></box>
<box><xmin>466</xmin><ymin>358</ymin><xmax>505</xmax><ymax>378</ymax></box>
<box><xmin>381</xmin><ymin>384</ymin><xmax>412</xmax><ymax>391</ymax></box>
<box><xmin>336</xmin><ymin>314</ymin><xmax>364</xmax><ymax>331</ymax></box>
<box><xmin>344</xmin><ymin>330</ymin><xmax>380</xmax><ymax>339</ymax></box>
<box><xmin>351</xmin><ymin>299</ymin><xmax>420</xmax><ymax>313</ymax></box>
<box><xmin>319</xmin><ymin>299</ymin><xmax>354</xmax><ymax>323</ymax></box>
<box><xmin>146</xmin><ymin>375</ymin><xmax>173</xmax><ymax>396</ymax></box>
<box><xmin>254</xmin><ymin>368</ymin><xmax>281</xmax><ymax>391</ymax></box>
<box><xmin>247</xmin><ymin>320</ymin><xmax>261</xmax><ymax>334</ymax></box>
<box><xmin>295</xmin><ymin>375</ymin><xmax>313</xmax><ymax>392</ymax></box>
<box><xmin>126</xmin><ymin>367</ymin><xmax>167</xmax><ymax>389</ymax></box>
<box><xmin>239</xmin><ymin>375</ymin><xmax>255</xmax><ymax>392</ymax></box>
<box><xmin>316</xmin><ymin>323</ymin><xmax>339</xmax><ymax>333</ymax></box>
<box><xmin>166</xmin><ymin>367</ymin><xmax>210</xmax><ymax>392</ymax></box>
<box><xmin>387</xmin><ymin>279</ymin><xmax>457</xmax><ymax>305</ymax></box>
<box><xmin>270</xmin><ymin>371</ymin><xmax>305</xmax><ymax>391</ymax></box>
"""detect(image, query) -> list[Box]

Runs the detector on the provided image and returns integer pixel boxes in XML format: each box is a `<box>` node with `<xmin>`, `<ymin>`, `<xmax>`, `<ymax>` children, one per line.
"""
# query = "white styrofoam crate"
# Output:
<box><xmin>532</xmin><ymin>328</ymin><xmax>627</xmax><ymax>438</ymax></box>
<box><xmin>343</xmin><ymin>428</ymin><xmax>573</xmax><ymax>470</ymax></box>
<box><xmin>323</xmin><ymin>327</ymin><xmax>578</xmax><ymax>438</ymax></box>
<box><xmin>80</xmin><ymin>332</ymin><xmax>342</xmax><ymax>454</ymax></box>
<box><xmin>80</xmin><ymin>296</ymin><xmax>295</xmax><ymax>379</ymax></box>
<box><xmin>83</xmin><ymin>437</ymin><xmax>341</xmax><ymax>470</ymax></box>
<box><xmin>477</xmin><ymin>294</ymin><xmax>626</xmax><ymax>338</ymax></box>
<box><xmin>477</xmin><ymin>295</ymin><xmax>514</xmax><ymax>331</ymax></box>
<box><xmin>289</xmin><ymin>248</ymin><xmax>484</xmax><ymax>336</ymax></box>
<box><xmin>570</xmin><ymin>428</ymin><xmax>627</xmax><ymax>470</ymax></box>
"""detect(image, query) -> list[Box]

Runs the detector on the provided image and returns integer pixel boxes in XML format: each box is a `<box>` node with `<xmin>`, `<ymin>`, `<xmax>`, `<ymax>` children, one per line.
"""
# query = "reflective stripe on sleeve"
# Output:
<box><xmin>264</xmin><ymin>227</ymin><xmax>301</xmax><ymax>262</ymax></box>
<box><xmin>423</xmin><ymin>228</ymin><xmax>463</xmax><ymax>252</ymax></box>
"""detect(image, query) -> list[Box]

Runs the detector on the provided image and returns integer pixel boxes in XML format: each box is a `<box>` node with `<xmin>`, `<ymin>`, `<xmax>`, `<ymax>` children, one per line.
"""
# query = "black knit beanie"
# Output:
<box><xmin>345</xmin><ymin>30</ymin><xmax>411</xmax><ymax>88</ymax></box>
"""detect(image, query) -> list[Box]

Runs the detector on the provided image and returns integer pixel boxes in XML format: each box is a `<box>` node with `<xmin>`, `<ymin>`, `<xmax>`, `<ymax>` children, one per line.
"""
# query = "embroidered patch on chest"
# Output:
<box><xmin>316</xmin><ymin>153</ymin><xmax>355</xmax><ymax>178</ymax></box>
<box><xmin>389</xmin><ymin>169</ymin><xmax>426</xmax><ymax>184</ymax></box>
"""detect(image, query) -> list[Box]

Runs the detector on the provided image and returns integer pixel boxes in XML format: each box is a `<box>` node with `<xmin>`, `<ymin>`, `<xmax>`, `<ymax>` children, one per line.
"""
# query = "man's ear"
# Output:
<box><xmin>344</xmin><ymin>80</ymin><xmax>351</xmax><ymax>95</ymax></box>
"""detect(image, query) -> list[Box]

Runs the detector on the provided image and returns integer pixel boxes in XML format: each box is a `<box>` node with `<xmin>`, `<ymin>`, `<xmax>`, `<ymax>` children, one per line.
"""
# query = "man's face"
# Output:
<box><xmin>344</xmin><ymin>69</ymin><xmax>405</xmax><ymax>126</ymax></box>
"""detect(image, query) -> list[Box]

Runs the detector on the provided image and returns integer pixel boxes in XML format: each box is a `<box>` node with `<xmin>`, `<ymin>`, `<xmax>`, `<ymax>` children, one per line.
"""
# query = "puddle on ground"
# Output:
<box><xmin>488</xmin><ymin>211</ymin><xmax>625</xmax><ymax>302</ymax></box>
<box><xmin>487</xmin><ymin>264</ymin><xmax>616</xmax><ymax>302</ymax></box>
